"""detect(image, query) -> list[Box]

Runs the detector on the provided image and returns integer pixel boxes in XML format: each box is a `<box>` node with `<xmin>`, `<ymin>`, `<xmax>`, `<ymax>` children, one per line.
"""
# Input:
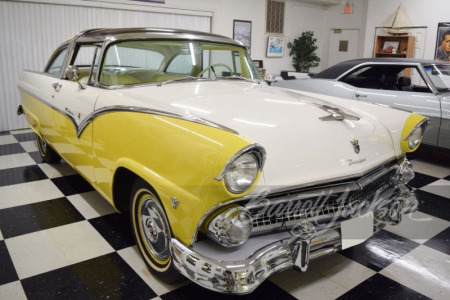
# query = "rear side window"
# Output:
<box><xmin>46</xmin><ymin>47</ymin><xmax>68</xmax><ymax>76</ymax></box>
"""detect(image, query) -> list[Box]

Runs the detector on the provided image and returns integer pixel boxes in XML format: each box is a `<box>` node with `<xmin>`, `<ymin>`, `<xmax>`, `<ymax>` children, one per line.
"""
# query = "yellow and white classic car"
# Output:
<box><xmin>17</xmin><ymin>28</ymin><xmax>428</xmax><ymax>294</ymax></box>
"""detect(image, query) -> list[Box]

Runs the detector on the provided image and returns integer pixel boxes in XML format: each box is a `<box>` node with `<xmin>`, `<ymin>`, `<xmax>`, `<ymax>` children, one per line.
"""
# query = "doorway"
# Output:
<box><xmin>327</xmin><ymin>29</ymin><xmax>360</xmax><ymax>68</ymax></box>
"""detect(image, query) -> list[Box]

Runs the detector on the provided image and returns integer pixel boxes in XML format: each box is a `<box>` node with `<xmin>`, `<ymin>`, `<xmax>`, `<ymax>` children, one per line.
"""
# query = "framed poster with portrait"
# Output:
<box><xmin>267</xmin><ymin>36</ymin><xmax>285</xmax><ymax>57</ymax></box>
<box><xmin>233</xmin><ymin>20</ymin><xmax>252</xmax><ymax>54</ymax></box>
<box><xmin>435</xmin><ymin>22</ymin><xmax>450</xmax><ymax>61</ymax></box>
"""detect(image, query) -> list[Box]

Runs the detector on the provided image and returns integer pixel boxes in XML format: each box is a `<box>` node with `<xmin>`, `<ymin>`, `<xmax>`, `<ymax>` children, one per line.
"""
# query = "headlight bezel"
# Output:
<box><xmin>401</xmin><ymin>115</ymin><xmax>430</xmax><ymax>153</ymax></box>
<box><xmin>215</xmin><ymin>144</ymin><xmax>266</xmax><ymax>194</ymax></box>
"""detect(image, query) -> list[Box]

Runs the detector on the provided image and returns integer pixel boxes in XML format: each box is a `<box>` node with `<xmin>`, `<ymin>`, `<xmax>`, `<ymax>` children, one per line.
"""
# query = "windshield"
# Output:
<box><xmin>99</xmin><ymin>40</ymin><xmax>262</xmax><ymax>86</ymax></box>
<box><xmin>423</xmin><ymin>64</ymin><xmax>450</xmax><ymax>93</ymax></box>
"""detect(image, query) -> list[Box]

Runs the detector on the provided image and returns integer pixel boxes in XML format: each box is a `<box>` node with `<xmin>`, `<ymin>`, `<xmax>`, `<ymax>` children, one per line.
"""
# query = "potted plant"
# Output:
<box><xmin>289</xmin><ymin>31</ymin><xmax>320</xmax><ymax>73</ymax></box>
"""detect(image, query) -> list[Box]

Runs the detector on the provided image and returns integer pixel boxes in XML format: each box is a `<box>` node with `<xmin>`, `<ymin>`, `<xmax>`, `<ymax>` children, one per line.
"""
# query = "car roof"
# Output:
<box><xmin>315</xmin><ymin>58</ymin><xmax>450</xmax><ymax>79</ymax></box>
<box><xmin>71</xmin><ymin>27</ymin><xmax>242</xmax><ymax>46</ymax></box>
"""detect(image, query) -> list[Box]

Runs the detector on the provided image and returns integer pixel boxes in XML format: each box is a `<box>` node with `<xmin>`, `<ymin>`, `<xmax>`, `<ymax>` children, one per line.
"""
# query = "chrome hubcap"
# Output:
<box><xmin>140</xmin><ymin>197</ymin><xmax>170</xmax><ymax>261</ymax></box>
<box><xmin>38</xmin><ymin>136</ymin><xmax>47</xmax><ymax>154</ymax></box>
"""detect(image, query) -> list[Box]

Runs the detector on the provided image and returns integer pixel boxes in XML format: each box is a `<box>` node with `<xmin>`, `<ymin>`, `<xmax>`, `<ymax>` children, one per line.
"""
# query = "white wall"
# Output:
<box><xmin>3</xmin><ymin>0</ymin><xmax>448</xmax><ymax>132</ymax></box>
<box><xmin>364</xmin><ymin>0</ymin><xmax>450</xmax><ymax>59</ymax></box>
<box><xmin>0</xmin><ymin>0</ymin><xmax>211</xmax><ymax>132</ymax></box>
<box><xmin>323</xmin><ymin>0</ymin><xmax>368</xmax><ymax>64</ymax></box>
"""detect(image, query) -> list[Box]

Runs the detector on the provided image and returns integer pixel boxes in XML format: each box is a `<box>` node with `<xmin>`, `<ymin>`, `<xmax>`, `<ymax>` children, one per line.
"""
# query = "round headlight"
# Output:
<box><xmin>207</xmin><ymin>207</ymin><xmax>252</xmax><ymax>247</ymax></box>
<box><xmin>407</xmin><ymin>126</ymin><xmax>423</xmax><ymax>150</ymax></box>
<box><xmin>224</xmin><ymin>153</ymin><xmax>259</xmax><ymax>194</ymax></box>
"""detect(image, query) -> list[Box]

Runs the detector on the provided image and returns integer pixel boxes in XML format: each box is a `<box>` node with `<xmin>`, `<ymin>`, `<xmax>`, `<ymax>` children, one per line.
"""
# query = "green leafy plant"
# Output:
<box><xmin>289</xmin><ymin>31</ymin><xmax>320</xmax><ymax>73</ymax></box>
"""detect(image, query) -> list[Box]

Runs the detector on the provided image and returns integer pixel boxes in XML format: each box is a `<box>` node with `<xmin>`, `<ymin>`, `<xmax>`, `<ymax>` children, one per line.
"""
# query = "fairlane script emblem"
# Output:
<box><xmin>350</xmin><ymin>139</ymin><xmax>360</xmax><ymax>154</ymax></box>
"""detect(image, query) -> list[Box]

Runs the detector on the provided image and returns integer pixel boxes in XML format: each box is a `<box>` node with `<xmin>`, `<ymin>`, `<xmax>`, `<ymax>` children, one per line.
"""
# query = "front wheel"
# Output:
<box><xmin>130</xmin><ymin>179</ymin><xmax>183</xmax><ymax>283</ymax></box>
<box><xmin>36</xmin><ymin>134</ymin><xmax>61</xmax><ymax>163</ymax></box>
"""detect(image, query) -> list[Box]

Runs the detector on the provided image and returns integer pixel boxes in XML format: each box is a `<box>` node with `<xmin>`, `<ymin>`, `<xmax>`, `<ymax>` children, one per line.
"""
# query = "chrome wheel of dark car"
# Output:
<box><xmin>36</xmin><ymin>134</ymin><xmax>60</xmax><ymax>163</ymax></box>
<box><xmin>130</xmin><ymin>179</ymin><xmax>183</xmax><ymax>283</ymax></box>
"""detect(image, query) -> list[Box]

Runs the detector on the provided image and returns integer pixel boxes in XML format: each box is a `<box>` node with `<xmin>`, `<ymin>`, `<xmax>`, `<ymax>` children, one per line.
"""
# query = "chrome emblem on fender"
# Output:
<box><xmin>315</xmin><ymin>104</ymin><xmax>360</xmax><ymax>121</ymax></box>
<box><xmin>170</xmin><ymin>197</ymin><xmax>180</xmax><ymax>209</ymax></box>
<box><xmin>350</xmin><ymin>139</ymin><xmax>360</xmax><ymax>154</ymax></box>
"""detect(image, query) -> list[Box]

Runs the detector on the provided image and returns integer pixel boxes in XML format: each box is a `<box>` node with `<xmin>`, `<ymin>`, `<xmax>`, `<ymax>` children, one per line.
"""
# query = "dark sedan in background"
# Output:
<box><xmin>274</xmin><ymin>58</ymin><xmax>450</xmax><ymax>150</ymax></box>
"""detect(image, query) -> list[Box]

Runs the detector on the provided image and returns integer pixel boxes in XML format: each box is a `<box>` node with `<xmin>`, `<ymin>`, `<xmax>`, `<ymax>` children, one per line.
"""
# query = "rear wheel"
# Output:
<box><xmin>130</xmin><ymin>179</ymin><xmax>183</xmax><ymax>283</ymax></box>
<box><xmin>36</xmin><ymin>134</ymin><xmax>60</xmax><ymax>163</ymax></box>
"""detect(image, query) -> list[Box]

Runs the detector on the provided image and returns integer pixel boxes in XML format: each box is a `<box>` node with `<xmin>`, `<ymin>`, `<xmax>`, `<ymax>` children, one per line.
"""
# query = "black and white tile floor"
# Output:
<box><xmin>1</xmin><ymin>129</ymin><xmax>449</xmax><ymax>299</ymax></box>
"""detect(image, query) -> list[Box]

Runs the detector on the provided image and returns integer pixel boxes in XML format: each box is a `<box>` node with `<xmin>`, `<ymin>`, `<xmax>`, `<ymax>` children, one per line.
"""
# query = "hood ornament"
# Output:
<box><xmin>350</xmin><ymin>139</ymin><xmax>360</xmax><ymax>154</ymax></box>
<box><xmin>316</xmin><ymin>104</ymin><xmax>360</xmax><ymax>121</ymax></box>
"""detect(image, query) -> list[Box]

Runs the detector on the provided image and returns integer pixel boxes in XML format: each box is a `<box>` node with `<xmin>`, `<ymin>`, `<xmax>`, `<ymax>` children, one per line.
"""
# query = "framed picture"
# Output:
<box><xmin>435</xmin><ymin>22</ymin><xmax>450</xmax><ymax>61</ymax></box>
<box><xmin>382</xmin><ymin>41</ymin><xmax>400</xmax><ymax>51</ymax></box>
<box><xmin>253</xmin><ymin>60</ymin><xmax>263</xmax><ymax>68</ymax></box>
<box><xmin>233</xmin><ymin>20</ymin><xmax>252</xmax><ymax>53</ymax></box>
<box><xmin>267</xmin><ymin>36</ymin><xmax>285</xmax><ymax>57</ymax></box>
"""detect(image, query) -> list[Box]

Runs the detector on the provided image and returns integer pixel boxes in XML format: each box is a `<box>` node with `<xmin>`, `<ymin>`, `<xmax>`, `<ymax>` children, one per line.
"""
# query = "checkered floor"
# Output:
<box><xmin>1</xmin><ymin>129</ymin><xmax>449</xmax><ymax>299</ymax></box>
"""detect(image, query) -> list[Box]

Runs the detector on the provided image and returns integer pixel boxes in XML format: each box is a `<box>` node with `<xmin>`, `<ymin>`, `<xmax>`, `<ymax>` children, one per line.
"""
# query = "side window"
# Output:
<box><xmin>46</xmin><ymin>47</ymin><xmax>68</xmax><ymax>76</ymax></box>
<box><xmin>396</xmin><ymin>67</ymin><xmax>430</xmax><ymax>92</ymax></box>
<box><xmin>73</xmin><ymin>45</ymin><xmax>97</xmax><ymax>67</ymax></box>
<box><xmin>424</xmin><ymin>66</ymin><xmax>450</xmax><ymax>93</ymax></box>
<box><xmin>71</xmin><ymin>44</ymin><xmax>99</xmax><ymax>83</ymax></box>
<box><xmin>340</xmin><ymin>66</ymin><xmax>380</xmax><ymax>89</ymax></box>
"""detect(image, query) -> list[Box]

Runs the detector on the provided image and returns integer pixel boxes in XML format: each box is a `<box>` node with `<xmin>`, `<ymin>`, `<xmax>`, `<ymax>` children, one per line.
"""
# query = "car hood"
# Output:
<box><xmin>98</xmin><ymin>81</ymin><xmax>400</xmax><ymax>189</ymax></box>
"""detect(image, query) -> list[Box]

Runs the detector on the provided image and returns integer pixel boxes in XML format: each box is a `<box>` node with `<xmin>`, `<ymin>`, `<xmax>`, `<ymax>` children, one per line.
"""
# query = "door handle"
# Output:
<box><xmin>52</xmin><ymin>82</ymin><xmax>62</xmax><ymax>91</ymax></box>
<box><xmin>355</xmin><ymin>93</ymin><xmax>367</xmax><ymax>98</ymax></box>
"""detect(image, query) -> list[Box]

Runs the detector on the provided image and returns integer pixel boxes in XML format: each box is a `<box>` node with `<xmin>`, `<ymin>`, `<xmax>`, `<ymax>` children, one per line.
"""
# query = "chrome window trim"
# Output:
<box><xmin>46</xmin><ymin>28</ymin><xmax>251</xmax><ymax>87</ymax></box>
<box><xmin>336</xmin><ymin>61</ymin><xmax>439</xmax><ymax>95</ymax></box>
<box><xmin>335</xmin><ymin>61</ymin><xmax>422</xmax><ymax>81</ymax></box>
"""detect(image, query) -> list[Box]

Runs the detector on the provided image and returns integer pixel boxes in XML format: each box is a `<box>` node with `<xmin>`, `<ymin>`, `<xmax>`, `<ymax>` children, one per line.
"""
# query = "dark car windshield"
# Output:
<box><xmin>423</xmin><ymin>64</ymin><xmax>450</xmax><ymax>93</ymax></box>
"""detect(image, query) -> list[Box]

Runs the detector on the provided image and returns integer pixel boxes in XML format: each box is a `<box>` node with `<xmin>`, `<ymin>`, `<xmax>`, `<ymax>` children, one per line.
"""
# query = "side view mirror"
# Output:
<box><xmin>65</xmin><ymin>65</ymin><xmax>86</xmax><ymax>90</ymax></box>
<box><xmin>65</xmin><ymin>65</ymin><xmax>80</xmax><ymax>80</ymax></box>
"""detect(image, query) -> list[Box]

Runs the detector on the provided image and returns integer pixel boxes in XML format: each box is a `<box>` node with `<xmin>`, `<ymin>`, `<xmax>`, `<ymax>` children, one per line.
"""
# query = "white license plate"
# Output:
<box><xmin>341</xmin><ymin>212</ymin><xmax>374</xmax><ymax>250</ymax></box>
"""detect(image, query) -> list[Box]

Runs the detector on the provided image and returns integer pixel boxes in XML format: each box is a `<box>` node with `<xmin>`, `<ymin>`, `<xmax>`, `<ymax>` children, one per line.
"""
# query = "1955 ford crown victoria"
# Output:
<box><xmin>17</xmin><ymin>28</ymin><xmax>429</xmax><ymax>294</ymax></box>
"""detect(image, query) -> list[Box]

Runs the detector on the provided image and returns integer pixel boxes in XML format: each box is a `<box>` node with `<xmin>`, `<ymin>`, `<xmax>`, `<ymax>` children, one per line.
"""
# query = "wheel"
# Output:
<box><xmin>197</xmin><ymin>63</ymin><xmax>232</xmax><ymax>77</ymax></box>
<box><xmin>130</xmin><ymin>179</ymin><xmax>183</xmax><ymax>283</ymax></box>
<box><xmin>36</xmin><ymin>134</ymin><xmax>61</xmax><ymax>163</ymax></box>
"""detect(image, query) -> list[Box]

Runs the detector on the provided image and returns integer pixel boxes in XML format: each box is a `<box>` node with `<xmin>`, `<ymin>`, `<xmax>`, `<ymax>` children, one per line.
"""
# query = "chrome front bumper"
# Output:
<box><xmin>171</xmin><ymin>185</ymin><xmax>418</xmax><ymax>294</ymax></box>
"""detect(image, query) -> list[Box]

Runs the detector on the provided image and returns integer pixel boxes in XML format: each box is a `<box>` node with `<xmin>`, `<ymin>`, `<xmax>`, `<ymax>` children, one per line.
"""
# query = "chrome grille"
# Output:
<box><xmin>247</xmin><ymin>167</ymin><xmax>396</xmax><ymax>232</ymax></box>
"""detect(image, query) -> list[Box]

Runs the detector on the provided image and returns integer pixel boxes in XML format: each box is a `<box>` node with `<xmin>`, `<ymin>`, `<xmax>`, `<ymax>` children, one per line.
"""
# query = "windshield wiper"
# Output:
<box><xmin>220</xmin><ymin>75</ymin><xmax>263</xmax><ymax>83</ymax></box>
<box><xmin>157</xmin><ymin>76</ymin><xmax>210</xmax><ymax>86</ymax></box>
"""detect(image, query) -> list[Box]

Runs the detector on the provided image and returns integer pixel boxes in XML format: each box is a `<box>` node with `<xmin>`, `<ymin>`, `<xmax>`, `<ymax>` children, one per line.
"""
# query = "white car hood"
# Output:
<box><xmin>98</xmin><ymin>81</ymin><xmax>398</xmax><ymax>189</ymax></box>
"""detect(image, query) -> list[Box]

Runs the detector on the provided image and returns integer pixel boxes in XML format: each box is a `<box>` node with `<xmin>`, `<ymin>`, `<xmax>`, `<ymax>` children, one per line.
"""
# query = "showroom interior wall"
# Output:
<box><xmin>364</xmin><ymin>0</ymin><xmax>450</xmax><ymax>59</ymax></box>
<box><xmin>3</xmin><ymin>0</ymin><xmax>445</xmax><ymax>132</ymax></box>
<box><xmin>0</xmin><ymin>0</ymin><xmax>212</xmax><ymax>132</ymax></box>
<box><xmin>1</xmin><ymin>0</ymin><xmax>367</xmax><ymax>132</ymax></box>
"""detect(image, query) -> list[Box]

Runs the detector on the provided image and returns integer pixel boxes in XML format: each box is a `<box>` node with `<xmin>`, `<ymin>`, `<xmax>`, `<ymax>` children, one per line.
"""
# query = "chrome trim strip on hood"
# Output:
<box><xmin>17</xmin><ymin>86</ymin><xmax>239</xmax><ymax>138</ymax></box>
<box><xmin>78</xmin><ymin>105</ymin><xmax>239</xmax><ymax>137</ymax></box>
